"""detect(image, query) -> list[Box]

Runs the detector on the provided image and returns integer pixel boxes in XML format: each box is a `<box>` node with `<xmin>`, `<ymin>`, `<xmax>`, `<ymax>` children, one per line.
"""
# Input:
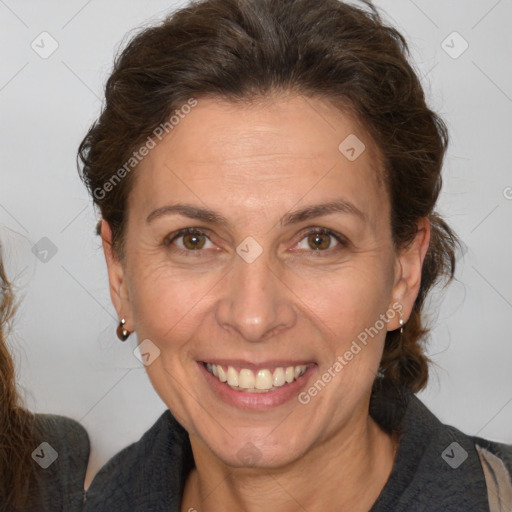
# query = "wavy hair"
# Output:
<box><xmin>0</xmin><ymin>245</ymin><xmax>38</xmax><ymax>511</ymax></box>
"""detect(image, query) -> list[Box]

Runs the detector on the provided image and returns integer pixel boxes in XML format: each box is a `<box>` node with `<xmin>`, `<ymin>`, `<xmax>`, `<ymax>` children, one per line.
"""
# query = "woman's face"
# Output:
<box><xmin>104</xmin><ymin>94</ymin><xmax>427</xmax><ymax>468</ymax></box>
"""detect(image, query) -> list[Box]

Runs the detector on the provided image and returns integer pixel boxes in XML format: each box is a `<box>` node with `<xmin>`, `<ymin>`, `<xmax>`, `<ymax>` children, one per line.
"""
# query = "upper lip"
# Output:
<box><xmin>201</xmin><ymin>359</ymin><xmax>315</xmax><ymax>371</ymax></box>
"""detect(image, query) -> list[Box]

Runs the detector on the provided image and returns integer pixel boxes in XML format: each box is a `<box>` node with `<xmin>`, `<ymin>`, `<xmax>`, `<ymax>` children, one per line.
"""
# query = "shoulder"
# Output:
<box><xmin>28</xmin><ymin>413</ymin><xmax>90</xmax><ymax>511</ymax></box>
<box><xmin>370</xmin><ymin>384</ymin><xmax>511</xmax><ymax>511</ymax></box>
<box><xmin>83</xmin><ymin>409</ymin><xmax>193</xmax><ymax>512</ymax></box>
<box><xmin>472</xmin><ymin>435</ymin><xmax>512</xmax><ymax>511</ymax></box>
<box><xmin>473</xmin><ymin>436</ymin><xmax>512</xmax><ymax>469</ymax></box>
<box><xmin>33</xmin><ymin>413</ymin><xmax>90</xmax><ymax>474</ymax></box>
<box><xmin>34</xmin><ymin>412</ymin><xmax>90</xmax><ymax>452</ymax></box>
<box><xmin>405</xmin><ymin>394</ymin><xmax>512</xmax><ymax>511</ymax></box>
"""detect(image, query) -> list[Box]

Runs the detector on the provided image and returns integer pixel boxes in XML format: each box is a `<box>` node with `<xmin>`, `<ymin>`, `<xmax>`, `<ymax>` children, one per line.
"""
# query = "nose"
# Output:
<box><xmin>215</xmin><ymin>252</ymin><xmax>297</xmax><ymax>343</ymax></box>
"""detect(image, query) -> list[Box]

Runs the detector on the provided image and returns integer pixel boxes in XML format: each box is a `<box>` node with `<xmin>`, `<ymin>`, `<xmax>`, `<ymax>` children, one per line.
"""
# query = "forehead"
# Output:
<box><xmin>130</xmin><ymin>94</ymin><xmax>388</xmax><ymax>226</ymax></box>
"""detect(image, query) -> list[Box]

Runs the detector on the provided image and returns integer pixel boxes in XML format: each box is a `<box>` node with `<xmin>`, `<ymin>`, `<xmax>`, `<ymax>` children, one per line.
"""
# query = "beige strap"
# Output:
<box><xmin>476</xmin><ymin>444</ymin><xmax>512</xmax><ymax>512</ymax></box>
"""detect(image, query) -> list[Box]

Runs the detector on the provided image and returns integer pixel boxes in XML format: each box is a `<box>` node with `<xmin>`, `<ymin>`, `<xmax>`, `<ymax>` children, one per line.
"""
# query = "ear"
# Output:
<box><xmin>388</xmin><ymin>217</ymin><xmax>430</xmax><ymax>330</ymax></box>
<box><xmin>101</xmin><ymin>220</ymin><xmax>132</xmax><ymax>330</ymax></box>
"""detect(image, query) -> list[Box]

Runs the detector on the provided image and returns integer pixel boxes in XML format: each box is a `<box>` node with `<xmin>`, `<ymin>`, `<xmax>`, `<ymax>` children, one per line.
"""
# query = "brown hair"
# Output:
<box><xmin>0</xmin><ymin>246</ymin><xmax>38</xmax><ymax>510</ymax></box>
<box><xmin>78</xmin><ymin>0</ymin><xmax>460</xmax><ymax>393</ymax></box>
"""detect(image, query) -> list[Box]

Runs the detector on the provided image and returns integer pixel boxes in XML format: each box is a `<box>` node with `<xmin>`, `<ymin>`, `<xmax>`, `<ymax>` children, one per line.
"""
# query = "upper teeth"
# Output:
<box><xmin>205</xmin><ymin>363</ymin><xmax>307</xmax><ymax>392</ymax></box>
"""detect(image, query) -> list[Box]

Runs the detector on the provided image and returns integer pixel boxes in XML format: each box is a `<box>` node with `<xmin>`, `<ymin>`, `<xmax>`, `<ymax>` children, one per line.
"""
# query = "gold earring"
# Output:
<box><xmin>399</xmin><ymin>312</ymin><xmax>404</xmax><ymax>334</ymax></box>
<box><xmin>116</xmin><ymin>318</ymin><xmax>131</xmax><ymax>341</ymax></box>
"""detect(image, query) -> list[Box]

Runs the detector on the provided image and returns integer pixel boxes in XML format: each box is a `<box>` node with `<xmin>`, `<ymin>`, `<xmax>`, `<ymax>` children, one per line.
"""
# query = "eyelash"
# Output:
<box><xmin>164</xmin><ymin>227</ymin><xmax>348</xmax><ymax>256</ymax></box>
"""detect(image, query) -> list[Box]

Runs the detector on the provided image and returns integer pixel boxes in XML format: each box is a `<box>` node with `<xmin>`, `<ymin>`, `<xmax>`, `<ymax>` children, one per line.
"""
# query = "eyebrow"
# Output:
<box><xmin>281</xmin><ymin>199</ymin><xmax>366</xmax><ymax>226</ymax></box>
<box><xmin>146</xmin><ymin>199</ymin><xmax>366</xmax><ymax>226</ymax></box>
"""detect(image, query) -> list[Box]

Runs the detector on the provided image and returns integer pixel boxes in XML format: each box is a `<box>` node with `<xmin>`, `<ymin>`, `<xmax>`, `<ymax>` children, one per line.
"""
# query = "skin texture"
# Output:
<box><xmin>102</xmin><ymin>94</ymin><xmax>430</xmax><ymax>511</ymax></box>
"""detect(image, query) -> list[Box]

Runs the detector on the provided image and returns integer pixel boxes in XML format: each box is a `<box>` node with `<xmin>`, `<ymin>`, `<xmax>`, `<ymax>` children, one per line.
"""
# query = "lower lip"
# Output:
<box><xmin>198</xmin><ymin>362</ymin><xmax>316</xmax><ymax>410</ymax></box>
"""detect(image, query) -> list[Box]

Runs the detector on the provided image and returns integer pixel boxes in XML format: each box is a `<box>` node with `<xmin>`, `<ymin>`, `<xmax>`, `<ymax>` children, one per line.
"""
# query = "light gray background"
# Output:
<box><xmin>1</xmin><ymin>0</ymin><xmax>511</xmax><ymax>483</ymax></box>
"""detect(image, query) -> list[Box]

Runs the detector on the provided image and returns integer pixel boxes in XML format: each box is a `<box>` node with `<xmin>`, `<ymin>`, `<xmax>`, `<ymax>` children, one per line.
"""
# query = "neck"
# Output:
<box><xmin>182</xmin><ymin>412</ymin><xmax>397</xmax><ymax>512</ymax></box>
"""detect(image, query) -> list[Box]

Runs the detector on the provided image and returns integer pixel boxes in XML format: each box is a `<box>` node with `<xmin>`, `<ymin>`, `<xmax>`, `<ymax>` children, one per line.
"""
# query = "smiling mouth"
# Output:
<box><xmin>203</xmin><ymin>362</ymin><xmax>308</xmax><ymax>393</ymax></box>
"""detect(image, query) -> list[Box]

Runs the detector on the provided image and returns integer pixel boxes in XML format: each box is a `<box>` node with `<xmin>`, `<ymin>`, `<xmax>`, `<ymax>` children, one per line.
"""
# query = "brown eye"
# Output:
<box><xmin>181</xmin><ymin>231</ymin><xmax>206</xmax><ymax>250</ymax></box>
<box><xmin>307</xmin><ymin>232</ymin><xmax>331</xmax><ymax>250</ymax></box>
<box><xmin>168</xmin><ymin>229</ymin><xmax>214</xmax><ymax>251</ymax></box>
<box><xmin>296</xmin><ymin>229</ymin><xmax>344</xmax><ymax>252</ymax></box>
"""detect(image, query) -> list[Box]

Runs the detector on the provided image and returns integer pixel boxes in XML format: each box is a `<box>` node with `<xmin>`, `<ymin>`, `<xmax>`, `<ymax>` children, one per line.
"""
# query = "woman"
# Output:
<box><xmin>79</xmin><ymin>0</ymin><xmax>512</xmax><ymax>510</ymax></box>
<box><xmin>0</xmin><ymin>241</ymin><xmax>90</xmax><ymax>511</ymax></box>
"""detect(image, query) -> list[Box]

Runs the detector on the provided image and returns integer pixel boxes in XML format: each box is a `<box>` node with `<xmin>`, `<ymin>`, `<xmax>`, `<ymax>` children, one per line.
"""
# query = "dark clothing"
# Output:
<box><xmin>83</xmin><ymin>385</ymin><xmax>512</xmax><ymax>511</ymax></box>
<box><xmin>1</xmin><ymin>414</ymin><xmax>90</xmax><ymax>512</ymax></box>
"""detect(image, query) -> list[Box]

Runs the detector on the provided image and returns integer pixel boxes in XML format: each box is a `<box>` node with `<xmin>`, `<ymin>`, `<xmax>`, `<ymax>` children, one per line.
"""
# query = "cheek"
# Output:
<box><xmin>289</xmin><ymin>259</ymin><xmax>394</xmax><ymax>339</ymax></box>
<box><xmin>126</xmin><ymin>258</ymin><xmax>218</xmax><ymax>351</ymax></box>
<box><xmin>125</xmin><ymin>263</ymin><xmax>217</xmax><ymax>426</ymax></box>
<box><xmin>286</xmin><ymin>258</ymin><xmax>394</xmax><ymax>403</ymax></box>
